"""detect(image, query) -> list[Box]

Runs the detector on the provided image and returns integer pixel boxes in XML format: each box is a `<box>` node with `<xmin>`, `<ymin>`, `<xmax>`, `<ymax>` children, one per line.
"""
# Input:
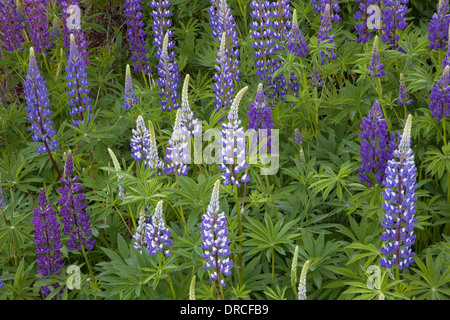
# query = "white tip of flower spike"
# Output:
<box><xmin>228</xmin><ymin>86</ymin><xmax>249</xmax><ymax>123</ymax></box>
<box><xmin>398</xmin><ymin>114</ymin><xmax>412</xmax><ymax>156</ymax></box>
<box><xmin>182</xmin><ymin>74</ymin><xmax>190</xmax><ymax>107</ymax></box>
<box><xmin>189</xmin><ymin>275</ymin><xmax>196</xmax><ymax>300</ymax></box>
<box><xmin>292</xmin><ymin>9</ymin><xmax>298</xmax><ymax>28</ymax></box>
<box><xmin>108</xmin><ymin>148</ymin><xmax>122</xmax><ymax>171</ymax></box>
<box><xmin>297</xmin><ymin>260</ymin><xmax>310</xmax><ymax>300</ymax></box>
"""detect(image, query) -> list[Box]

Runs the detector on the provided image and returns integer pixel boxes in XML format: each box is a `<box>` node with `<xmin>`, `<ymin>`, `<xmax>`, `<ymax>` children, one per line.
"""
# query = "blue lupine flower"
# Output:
<box><xmin>58</xmin><ymin>150</ymin><xmax>95</xmax><ymax>251</ymax></box>
<box><xmin>32</xmin><ymin>188</ymin><xmax>65</xmax><ymax>298</ymax></box>
<box><xmin>398</xmin><ymin>74</ymin><xmax>413</xmax><ymax>107</ymax></box>
<box><xmin>124</xmin><ymin>0</ymin><xmax>149</xmax><ymax>73</ymax></box>
<box><xmin>123</xmin><ymin>64</ymin><xmax>139</xmax><ymax>110</ymax></box>
<box><xmin>164</xmin><ymin>109</ymin><xmax>190</xmax><ymax>176</ymax></box>
<box><xmin>358</xmin><ymin>100</ymin><xmax>397</xmax><ymax>187</ymax></box>
<box><xmin>286</xmin><ymin>9</ymin><xmax>309</xmax><ymax>58</ymax></box>
<box><xmin>312</xmin><ymin>65</ymin><xmax>323</xmax><ymax>87</ymax></box>
<box><xmin>0</xmin><ymin>0</ymin><xmax>24</xmax><ymax>51</ymax></box>
<box><xmin>218</xmin><ymin>87</ymin><xmax>249</xmax><ymax>187</ymax></box>
<box><xmin>354</xmin><ymin>0</ymin><xmax>379</xmax><ymax>44</ymax></box>
<box><xmin>200</xmin><ymin>179</ymin><xmax>232</xmax><ymax>287</ymax></box>
<box><xmin>429</xmin><ymin>65</ymin><xmax>450</xmax><ymax>121</ymax></box>
<box><xmin>180</xmin><ymin>74</ymin><xmax>201</xmax><ymax>137</ymax></box>
<box><xmin>318</xmin><ymin>4</ymin><xmax>338</xmax><ymax>65</ymax></box>
<box><xmin>24</xmin><ymin>0</ymin><xmax>52</xmax><ymax>54</ymax></box>
<box><xmin>428</xmin><ymin>0</ymin><xmax>450</xmax><ymax>51</ymax></box>
<box><xmin>66</xmin><ymin>34</ymin><xmax>92</xmax><ymax>126</ymax></box>
<box><xmin>146</xmin><ymin>120</ymin><xmax>165</xmax><ymax>173</ymax></box>
<box><xmin>381</xmin><ymin>0</ymin><xmax>409</xmax><ymax>52</ymax></box>
<box><xmin>213</xmin><ymin>33</ymin><xmax>235</xmax><ymax>111</ymax></box>
<box><xmin>295</xmin><ymin>128</ymin><xmax>303</xmax><ymax>145</ymax></box>
<box><xmin>133</xmin><ymin>207</ymin><xmax>147</xmax><ymax>251</ymax></box>
<box><xmin>145</xmin><ymin>200</ymin><xmax>173</xmax><ymax>257</ymax></box>
<box><xmin>380</xmin><ymin>115</ymin><xmax>418</xmax><ymax>270</ymax></box>
<box><xmin>24</xmin><ymin>48</ymin><xmax>59</xmax><ymax>154</ymax></box>
<box><xmin>368</xmin><ymin>36</ymin><xmax>386</xmax><ymax>78</ymax></box>
<box><xmin>130</xmin><ymin>115</ymin><xmax>151</xmax><ymax>163</ymax></box>
<box><xmin>312</xmin><ymin>0</ymin><xmax>341</xmax><ymax>22</ymax></box>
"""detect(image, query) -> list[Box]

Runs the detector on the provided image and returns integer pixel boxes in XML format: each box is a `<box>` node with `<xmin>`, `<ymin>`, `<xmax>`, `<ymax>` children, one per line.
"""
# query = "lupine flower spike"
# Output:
<box><xmin>381</xmin><ymin>0</ymin><xmax>409</xmax><ymax>52</ymax></box>
<box><xmin>200</xmin><ymin>179</ymin><xmax>232</xmax><ymax>288</ymax></box>
<box><xmin>398</xmin><ymin>74</ymin><xmax>413</xmax><ymax>108</ymax></box>
<box><xmin>133</xmin><ymin>207</ymin><xmax>147</xmax><ymax>251</ymax></box>
<box><xmin>219</xmin><ymin>86</ymin><xmax>249</xmax><ymax>187</ymax></box>
<box><xmin>180</xmin><ymin>74</ymin><xmax>201</xmax><ymax>136</ymax></box>
<box><xmin>442</xmin><ymin>23</ymin><xmax>450</xmax><ymax>68</ymax></box>
<box><xmin>428</xmin><ymin>0</ymin><xmax>450</xmax><ymax>51</ymax></box>
<box><xmin>213</xmin><ymin>33</ymin><xmax>235</xmax><ymax>111</ymax></box>
<box><xmin>286</xmin><ymin>9</ymin><xmax>309</xmax><ymax>58</ymax></box>
<box><xmin>358</xmin><ymin>100</ymin><xmax>396</xmax><ymax>187</ymax></box>
<box><xmin>0</xmin><ymin>0</ymin><xmax>24</xmax><ymax>51</ymax></box>
<box><xmin>297</xmin><ymin>260</ymin><xmax>310</xmax><ymax>300</ymax></box>
<box><xmin>24</xmin><ymin>0</ymin><xmax>52</xmax><ymax>54</ymax></box>
<box><xmin>354</xmin><ymin>0</ymin><xmax>379</xmax><ymax>44</ymax></box>
<box><xmin>147</xmin><ymin>120</ymin><xmax>165</xmax><ymax>173</ymax></box>
<box><xmin>123</xmin><ymin>65</ymin><xmax>139</xmax><ymax>110</ymax></box>
<box><xmin>380</xmin><ymin>115</ymin><xmax>418</xmax><ymax>270</ymax></box>
<box><xmin>164</xmin><ymin>109</ymin><xmax>190</xmax><ymax>176</ymax></box>
<box><xmin>429</xmin><ymin>65</ymin><xmax>450</xmax><ymax>121</ymax></box>
<box><xmin>368</xmin><ymin>36</ymin><xmax>386</xmax><ymax>78</ymax></box>
<box><xmin>318</xmin><ymin>4</ymin><xmax>338</xmax><ymax>65</ymax></box>
<box><xmin>32</xmin><ymin>188</ymin><xmax>65</xmax><ymax>298</ymax></box>
<box><xmin>66</xmin><ymin>34</ymin><xmax>92</xmax><ymax>126</ymax></box>
<box><xmin>58</xmin><ymin>150</ymin><xmax>95</xmax><ymax>251</ymax></box>
<box><xmin>108</xmin><ymin>148</ymin><xmax>125</xmax><ymax>199</ymax></box>
<box><xmin>312</xmin><ymin>0</ymin><xmax>341</xmax><ymax>22</ymax></box>
<box><xmin>145</xmin><ymin>200</ymin><xmax>173</xmax><ymax>257</ymax></box>
<box><xmin>295</xmin><ymin>128</ymin><xmax>303</xmax><ymax>145</ymax></box>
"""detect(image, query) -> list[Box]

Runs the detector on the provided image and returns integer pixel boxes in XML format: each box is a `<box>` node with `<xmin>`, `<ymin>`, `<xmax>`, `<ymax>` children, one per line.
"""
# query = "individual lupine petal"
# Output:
<box><xmin>398</xmin><ymin>73</ymin><xmax>413</xmax><ymax>107</ymax></box>
<box><xmin>123</xmin><ymin>65</ymin><xmax>139</xmax><ymax>110</ymax></box>
<box><xmin>429</xmin><ymin>65</ymin><xmax>450</xmax><ymax>121</ymax></box>
<box><xmin>381</xmin><ymin>0</ymin><xmax>409</xmax><ymax>52</ymax></box>
<box><xmin>286</xmin><ymin>9</ymin><xmax>309</xmax><ymax>58</ymax></box>
<box><xmin>156</xmin><ymin>32</ymin><xmax>181</xmax><ymax>112</ymax></box>
<box><xmin>32</xmin><ymin>188</ymin><xmax>65</xmax><ymax>298</ymax></box>
<box><xmin>294</xmin><ymin>128</ymin><xmax>303</xmax><ymax>145</ymax></box>
<box><xmin>24</xmin><ymin>47</ymin><xmax>59</xmax><ymax>154</ymax></box>
<box><xmin>0</xmin><ymin>0</ymin><xmax>24</xmax><ymax>51</ymax></box>
<box><xmin>354</xmin><ymin>0</ymin><xmax>379</xmax><ymax>44</ymax></box>
<box><xmin>358</xmin><ymin>100</ymin><xmax>397</xmax><ymax>187</ymax></box>
<box><xmin>108</xmin><ymin>148</ymin><xmax>125</xmax><ymax>198</ymax></box>
<box><xmin>428</xmin><ymin>0</ymin><xmax>450</xmax><ymax>51</ymax></box>
<box><xmin>24</xmin><ymin>0</ymin><xmax>52</xmax><ymax>54</ymax></box>
<box><xmin>297</xmin><ymin>260</ymin><xmax>310</xmax><ymax>300</ymax></box>
<box><xmin>318</xmin><ymin>4</ymin><xmax>338</xmax><ymax>65</ymax></box>
<box><xmin>219</xmin><ymin>87</ymin><xmax>249</xmax><ymax>187</ymax></box>
<box><xmin>145</xmin><ymin>200</ymin><xmax>172</xmax><ymax>257</ymax></box>
<box><xmin>368</xmin><ymin>36</ymin><xmax>386</xmax><ymax>78</ymax></box>
<box><xmin>163</xmin><ymin>109</ymin><xmax>190</xmax><ymax>176</ymax></box>
<box><xmin>180</xmin><ymin>74</ymin><xmax>201</xmax><ymax>136</ymax></box>
<box><xmin>66</xmin><ymin>34</ymin><xmax>92</xmax><ymax>126</ymax></box>
<box><xmin>380</xmin><ymin>114</ymin><xmax>418</xmax><ymax>270</ymax></box>
<box><xmin>200</xmin><ymin>179</ymin><xmax>232</xmax><ymax>287</ymax></box>
<box><xmin>58</xmin><ymin>150</ymin><xmax>95</xmax><ymax>251</ymax></box>
<box><xmin>123</xmin><ymin>0</ymin><xmax>150</xmax><ymax>73</ymax></box>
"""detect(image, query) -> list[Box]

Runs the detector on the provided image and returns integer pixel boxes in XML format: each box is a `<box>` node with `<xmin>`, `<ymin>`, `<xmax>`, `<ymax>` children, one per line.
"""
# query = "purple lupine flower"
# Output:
<box><xmin>428</xmin><ymin>0</ymin><xmax>450</xmax><ymax>51</ymax></box>
<box><xmin>180</xmin><ymin>74</ymin><xmax>201</xmax><ymax>137</ymax></box>
<box><xmin>133</xmin><ymin>207</ymin><xmax>147</xmax><ymax>251</ymax></box>
<box><xmin>295</xmin><ymin>128</ymin><xmax>303</xmax><ymax>145</ymax></box>
<box><xmin>398</xmin><ymin>74</ymin><xmax>413</xmax><ymax>107</ymax></box>
<box><xmin>0</xmin><ymin>182</ymin><xmax>6</xmax><ymax>208</ymax></box>
<box><xmin>130</xmin><ymin>115</ymin><xmax>151</xmax><ymax>163</ymax></box>
<box><xmin>213</xmin><ymin>33</ymin><xmax>235</xmax><ymax>111</ymax></box>
<box><xmin>66</xmin><ymin>34</ymin><xmax>92</xmax><ymax>126</ymax></box>
<box><xmin>122</xmin><ymin>64</ymin><xmax>139</xmax><ymax>110</ymax></box>
<box><xmin>381</xmin><ymin>0</ymin><xmax>409</xmax><ymax>52</ymax></box>
<box><xmin>32</xmin><ymin>188</ymin><xmax>65</xmax><ymax>298</ymax></box>
<box><xmin>218</xmin><ymin>87</ymin><xmax>249</xmax><ymax>187</ymax></box>
<box><xmin>429</xmin><ymin>65</ymin><xmax>450</xmax><ymax>121</ymax></box>
<box><xmin>354</xmin><ymin>0</ymin><xmax>380</xmax><ymax>44</ymax></box>
<box><xmin>442</xmin><ymin>24</ymin><xmax>450</xmax><ymax>68</ymax></box>
<box><xmin>164</xmin><ymin>109</ymin><xmax>190</xmax><ymax>176</ymax></box>
<box><xmin>368</xmin><ymin>36</ymin><xmax>386</xmax><ymax>78</ymax></box>
<box><xmin>358</xmin><ymin>100</ymin><xmax>397</xmax><ymax>187</ymax></box>
<box><xmin>23</xmin><ymin>48</ymin><xmax>59</xmax><ymax>154</ymax></box>
<box><xmin>0</xmin><ymin>0</ymin><xmax>24</xmax><ymax>51</ymax></box>
<box><xmin>380</xmin><ymin>115</ymin><xmax>417</xmax><ymax>270</ymax></box>
<box><xmin>150</xmin><ymin>0</ymin><xmax>180</xmax><ymax>111</ymax></box>
<box><xmin>58</xmin><ymin>150</ymin><xmax>95</xmax><ymax>251</ymax></box>
<box><xmin>145</xmin><ymin>200</ymin><xmax>173</xmax><ymax>257</ymax></box>
<box><xmin>200</xmin><ymin>179</ymin><xmax>232</xmax><ymax>287</ymax></box>
<box><xmin>146</xmin><ymin>120</ymin><xmax>165</xmax><ymax>173</ymax></box>
<box><xmin>124</xmin><ymin>0</ymin><xmax>149</xmax><ymax>73</ymax></box>
<box><xmin>312</xmin><ymin>65</ymin><xmax>323</xmax><ymax>87</ymax></box>
<box><xmin>318</xmin><ymin>4</ymin><xmax>338</xmax><ymax>65</ymax></box>
<box><xmin>24</xmin><ymin>0</ymin><xmax>52</xmax><ymax>54</ymax></box>
<box><xmin>286</xmin><ymin>9</ymin><xmax>309</xmax><ymax>57</ymax></box>
<box><xmin>59</xmin><ymin>0</ymin><xmax>89</xmax><ymax>65</ymax></box>
<box><xmin>249</xmin><ymin>0</ymin><xmax>275</xmax><ymax>83</ymax></box>
<box><xmin>312</xmin><ymin>0</ymin><xmax>342</xmax><ymax>22</ymax></box>
<box><xmin>156</xmin><ymin>32</ymin><xmax>181</xmax><ymax>112</ymax></box>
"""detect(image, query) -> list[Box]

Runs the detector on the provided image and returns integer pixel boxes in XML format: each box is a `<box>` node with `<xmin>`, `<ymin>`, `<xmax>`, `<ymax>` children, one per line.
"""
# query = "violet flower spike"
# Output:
<box><xmin>24</xmin><ymin>0</ymin><xmax>52</xmax><ymax>54</ymax></box>
<box><xmin>0</xmin><ymin>0</ymin><xmax>24</xmax><ymax>51</ymax></box>
<box><xmin>66</xmin><ymin>34</ymin><xmax>92</xmax><ymax>127</ymax></box>
<box><xmin>32</xmin><ymin>188</ymin><xmax>65</xmax><ymax>298</ymax></box>
<box><xmin>354</xmin><ymin>0</ymin><xmax>379</xmax><ymax>44</ymax></box>
<box><xmin>130</xmin><ymin>115</ymin><xmax>151</xmax><ymax>163</ymax></box>
<box><xmin>442</xmin><ymin>23</ymin><xmax>450</xmax><ymax>68</ymax></box>
<box><xmin>123</xmin><ymin>64</ymin><xmax>139</xmax><ymax>110</ymax></box>
<box><xmin>58</xmin><ymin>150</ymin><xmax>95</xmax><ymax>251</ymax></box>
<box><xmin>213</xmin><ymin>33</ymin><xmax>235</xmax><ymax>111</ymax></box>
<box><xmin>200</xmin><ymin>179</ymin><xmax>232</xmax><ymax>287</ymax></box>
<box><xmin>146</xmin><ymin>120</ymin><xmax>165</xmax><ymax>173</ymax></box>
<box><xmin>312</xmin><ymin>0</ymin><xmax>342</xmax><ymax>22</ymax></box>
<box><xmin>318</xmin><ymin>4</ymin><xmax>338</xmax><ymax>65</ymax></box>
<box><xmin>180</xmin><ymin>74</ymin><xmax>201</xmax><ymax>137</ymax></box>
<box><xmin>124</xmin><ymin>0</ymin><xmax>149</xmax><ymax>73</ymax></box>
<box><xmin>429</xmin><ymin>65</ymin><xmax>450</xmax><ymax>121</ymax></box>
<box><xmin>163</xmin><ymin>109</ymin><xmax>190</xmax><ymax>176</ymax></box>
<box><xmin>295</xmin><ymin>128</ymin><xmax>303</xmax><ymax>145</ymax></box>
<box><xmin>24</xmin><ymin>47</ymin><xmax>59</xmax><ymax>154</ymax></box>
<box><xmin>145</xmin><ymin>200</ymin><xmax>173</xmax><ymax>257</ymax></box>
<box><xmin>398</xmin><ymin>74</ymin><xmax>413</xmax><ymax>107</ymax></box>
<box><xmin>381</xmin><ymin>0</ymin><xmax>409</xmax><ymax>52</ymax></box>
<box><xmin>368</xmin><ymin>36</ymin><xmax>386</xmax><ymax>78</ymax></box>
<box><xmin>286</xmin><ymin>9</ymin><xmax>309</xmax><ymax>58</ymax></box>
<box><xmin>133</xmin><ymin>207</ymin><xmax>147</xmax><ymax>252</ymax></box>
<box><xmin>428</xmin><ymin>0</ymin><xmax>450</xmax><ymax>51</ymax></box>
<box><xmin>380</xmin><ymin>115</ymin><xmax>418</xmax><ymax>270</ymax></box>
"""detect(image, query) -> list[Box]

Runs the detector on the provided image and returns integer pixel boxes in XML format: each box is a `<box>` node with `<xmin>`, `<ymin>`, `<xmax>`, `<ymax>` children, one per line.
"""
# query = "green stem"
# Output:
<box><xmin>81</xmin><ymin>244</ymin><xmax>95</xmax><ymax>282</ymax></box>
<box><xmin>233</xmin><ymin>184</ymin><xmax>244</xmax><ymax>286</ymax></box>
<box><xmin>127</xmin><ymin>204</ymin><xmax>137</xmax><ymax>231</ymax></box>
<box><xmin>141</xmin><ymin>70</ymin><xmax>149</xmax><ymax>89</ymax></box>
<box><xmin>161</xmin><ymin>253</ymin><xmax>176</xmax><ymax>299</ymax></box>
